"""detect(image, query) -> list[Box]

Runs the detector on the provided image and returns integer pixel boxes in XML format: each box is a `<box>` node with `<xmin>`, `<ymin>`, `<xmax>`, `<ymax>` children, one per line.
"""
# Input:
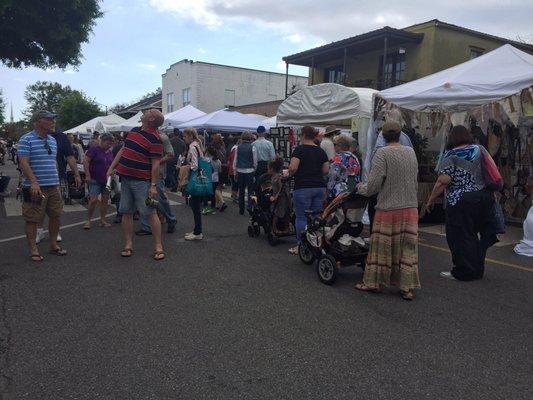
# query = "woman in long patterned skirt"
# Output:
<box><xmin>355</xmin><ymin>121</ymin><xmax>420</xmax><ymax>300</ymax></box>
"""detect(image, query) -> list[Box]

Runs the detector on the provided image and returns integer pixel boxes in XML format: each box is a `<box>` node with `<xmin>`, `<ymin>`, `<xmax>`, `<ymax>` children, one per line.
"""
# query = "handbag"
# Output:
<box><xmin>480</xmin><ymin>145</ymin><xmax>503</xmax><ymax>191</ymax></box>
<box><xmin>178</xmin><ymin>165</ymin><xmax>191</xmax><ymax>191</ymax></box>
<box><xmin>186</xmin><ymin>147</ymin><xmax>213</xmax><ymax>197</ymax></box>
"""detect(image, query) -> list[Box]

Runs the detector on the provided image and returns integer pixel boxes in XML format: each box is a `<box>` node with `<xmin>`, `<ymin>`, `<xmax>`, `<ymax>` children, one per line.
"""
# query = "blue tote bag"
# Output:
<box><xmin>186</xmin><ymin>153</ymin><xmax>213</xmax><ymax>197</ymax></box>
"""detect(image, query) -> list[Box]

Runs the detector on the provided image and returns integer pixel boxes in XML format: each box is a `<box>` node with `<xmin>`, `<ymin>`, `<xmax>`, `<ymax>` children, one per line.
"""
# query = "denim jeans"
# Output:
<box><xmin>293</xmin><ymin>187</ymin><xmax>326</xmax><ymax>243</ymax></box>
<box><xmin>140</xmin><ymin>179</ymin><xmax>176</xmax><ymax>232</ymax></box>
<box><xmin>190</xmin><ymin>195</ymin><xmax>202</xmax><ymax>234</ymax></box>
<box><xmin>237</xmin><ymin>172</ymin><xmax>255</xmax><ymax>214</ymax></box>
<box><xmin>119</xmin><ymin>178</ymin><xmax>154</xmax><ymax>216</ymax></box>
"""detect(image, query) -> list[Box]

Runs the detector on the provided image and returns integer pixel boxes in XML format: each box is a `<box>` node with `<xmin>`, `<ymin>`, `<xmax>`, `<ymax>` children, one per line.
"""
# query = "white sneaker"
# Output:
<box><xmin>57</xmin><ymin>233</ymin><xmax>62</xmax><ymax>242</ymax></box>
<box><xmin>440</xmin><ymin>271</ymin><xmax>456</xmax><ymax>280</ymax></box>
<box><xmin>184</xmin><ymin>233</ymin><xmax>203</xmax><ymax>241</ymax></box>
<box><xmin>36</xmin><ymin>229</ymin><xmax>45</xmax><ymax>244</ymax></box>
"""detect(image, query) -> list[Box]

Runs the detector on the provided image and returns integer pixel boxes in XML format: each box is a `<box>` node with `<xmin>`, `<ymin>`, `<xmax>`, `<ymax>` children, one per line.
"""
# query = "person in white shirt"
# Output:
<box><xmin>320</xmin><ymin>125</ymin><xmax>338</xmax><ymax>160</ymax></box>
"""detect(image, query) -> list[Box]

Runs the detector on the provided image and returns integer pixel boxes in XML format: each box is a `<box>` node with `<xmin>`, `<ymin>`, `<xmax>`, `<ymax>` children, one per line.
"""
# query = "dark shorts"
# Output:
<box><xmin>22</xmin><ymin>185</ymin><xmax>63</xmax><ymax>223</ymax></box>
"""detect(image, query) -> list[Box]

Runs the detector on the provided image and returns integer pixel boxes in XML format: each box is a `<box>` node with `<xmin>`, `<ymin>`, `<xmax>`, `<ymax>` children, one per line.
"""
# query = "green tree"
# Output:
<box><xmin>56</xmin><ymin>91</ymin><xmax>102</xmax><ymax>130</ymax></box>
<box><xmin>109</xmin><ymin>102</ymin><xmax>130</xmax><ymax>114</ymax></box>
<box><xmin>0</xmin><ymin>89</ymin><xmax>5</xmax><ymax>125</ymax></box>
<box><xmin>23</xmin><ymin>81</ymin><xmax>73</xmax><ymax>119</ymax></box>
<box><xmin>0</xmin><ymin>0</ymin><xmax>103</xmax><ymax>69</ymax></box>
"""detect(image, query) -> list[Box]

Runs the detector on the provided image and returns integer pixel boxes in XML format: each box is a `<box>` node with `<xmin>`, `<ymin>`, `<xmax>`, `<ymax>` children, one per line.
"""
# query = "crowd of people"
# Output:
<box><xmin>13</xmin><ymin>108</ymin><xmax>506</xmax><ymax>301</ymax></box>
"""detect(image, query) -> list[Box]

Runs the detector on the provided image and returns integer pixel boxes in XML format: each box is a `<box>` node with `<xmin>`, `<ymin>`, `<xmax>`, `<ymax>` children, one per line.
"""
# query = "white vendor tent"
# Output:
<box><xmin>64</xmin><ymin>113</ymin><xmax>126</xmax><ymax>134</ymax></box>
<box><xmin>378</xmin><ymin>44</ymin><xmax>533</xmax><ymax>112</ymax></box>
<box><xmin>277</xmin><ymin>83</ymin><xmax>377</xmax><ymax>125</ymax></box>
<box><xmin>107</xmin><ymin>111</ymin><xmax>143</xmax><ymax>132</ymax></box>
<box><xmin>176</xmin><ymin>109</ymin><xmax>270</xmax><ymax>132</ymax></box>
<box><xmin>263</xmin><ymin>115</ymin><xmax>277</xmax><ymax>126</ymax></box>
<box><xmin>163</xmin><ymin>105</ymin><xmax>206</xmax><ymax>128</ymax></box>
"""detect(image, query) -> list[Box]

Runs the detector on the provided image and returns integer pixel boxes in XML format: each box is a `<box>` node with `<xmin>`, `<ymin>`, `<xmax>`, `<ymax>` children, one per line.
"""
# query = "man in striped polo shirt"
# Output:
<box><xmin>107</xmin><ymin>109</ymin><xmax>166</xmax><ymax>261</ymax></box>
<box><xmin>18</xmin><ymin>110</ymin><xmax>67</xmax><ymax>261</ymax></box>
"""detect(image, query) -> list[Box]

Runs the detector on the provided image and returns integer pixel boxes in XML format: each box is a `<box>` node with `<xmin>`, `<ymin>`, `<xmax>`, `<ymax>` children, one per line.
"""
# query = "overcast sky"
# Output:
<box><xmin>2</xmin><ymin>0</ymin><xmax>532</xmax><ymax>121</ymax></box>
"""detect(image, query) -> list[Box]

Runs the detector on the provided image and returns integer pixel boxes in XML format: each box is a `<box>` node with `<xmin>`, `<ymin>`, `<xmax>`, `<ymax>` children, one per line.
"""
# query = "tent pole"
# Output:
<box><xmin>285</xmin><ymin>62</ymin><xmax>289</xmax><ymax>98</ymax></box>
<box><xmin>343</xmin><ymin>48</ymin><xmax>347</xmax><ymax>84</ymax></box>
<box><xmin>311</xmin><ymin>57</ymin><xmax>315</xmax><ymax>85</ymax></box>
<box><xmin>381</xmin><ymin>35</ymin><xmax>388</xmax><ymax>89</ymax></box>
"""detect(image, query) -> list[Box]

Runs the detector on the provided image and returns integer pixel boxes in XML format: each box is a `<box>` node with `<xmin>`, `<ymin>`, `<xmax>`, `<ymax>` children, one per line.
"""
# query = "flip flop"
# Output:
<box><xmin>83</xmin><ymin>222</ymin><xmax>91</xmax><ymax>230</ymax></box>
<box><xmin>49</xmin><ymin>247</ymin><xmax>67</xmax><ymax>256</ymax></box>
<box><xmin>354</xmin><ymin>283</ymin><xmax>381</xmax><ymax>293</ymax></box>
<box><xmin>121</xmin><ymin>248</ymin><xmax>133</xmax><ymax>257</ymax></box>
<box><xmin>401</xmin><ymin>290</ymin><xmax>415</xmax><ymax>301</ymax></box>
<box><xmin>153</xmin><ymin>250</ymin><xmax>165</xmax><ymax>261</ymax></box>
<box><xmin>99</xmin><ymin>221</ymin><xmax>112</xmax><ymax>228</ymax></box>
<box><xmin>288</xmin><ymin>246</ymin><xmax>299</xmax><ymax>255</ymax></box>
<box><xmin>30</xmin><ymin>254</ymin><xmax>44</xmax><ymax>262</ymax></box>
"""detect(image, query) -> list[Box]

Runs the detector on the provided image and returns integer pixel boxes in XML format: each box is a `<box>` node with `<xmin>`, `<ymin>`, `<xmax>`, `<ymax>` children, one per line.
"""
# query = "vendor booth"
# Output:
<box><xmin>107</xmin><ymin>111</ymin><xmax>143</xmax><ymax>132</ymax></box>
<box><xmin>368</xmin><ymin>44</ymin><xmax>533</xmax><ymax>221</ymax></box>
<box><xmin>175</xmin><ymin>108</ymin><xmax>270</xmax><ymax>133</ymax></box>
<box><xmin>65</xmin><ymin>114</ymin><xmax>126</xmax><ymax>135</ymax></box>
<box><xmin>163</xmin><ymin>105</ymin><xmax>206</xmax><ymax>129</ymax></box>
<box><xmin>275</xmin><ymin>83</ymin><xmax>377</xmax><ymax>161</ymax></box>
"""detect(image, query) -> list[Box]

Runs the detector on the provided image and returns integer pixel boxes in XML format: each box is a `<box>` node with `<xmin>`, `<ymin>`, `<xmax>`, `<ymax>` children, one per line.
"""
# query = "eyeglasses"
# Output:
<box><xmin>44</xmin><ymin>139</ymin><xmax>52</xmax><ymax>155</ymax></box>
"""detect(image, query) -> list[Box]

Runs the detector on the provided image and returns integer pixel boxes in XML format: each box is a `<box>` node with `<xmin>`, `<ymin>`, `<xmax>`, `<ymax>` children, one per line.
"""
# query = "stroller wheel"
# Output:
<box><xmin>247</xmin><ymin>226</ymin><xmax>254</xmax><ymax>237</ymax></box>
<box><xmin>317</xmin><ymin>254</ymin><xmax>338</xmax><ymax>285</ymax></box>
<box><xmin>298</xmin><ymin>239</ymin><xmax>315</xmax><ymax>265</ymax></box>
<box><xmin>267</xmin><ymin>232</ymin><xmax>277</xmax><ymax>246</ymax></box>
<box><xmin>253</xmin><ymin>225</ymin><xmax>261</xmax><ymax>237</ymax></box>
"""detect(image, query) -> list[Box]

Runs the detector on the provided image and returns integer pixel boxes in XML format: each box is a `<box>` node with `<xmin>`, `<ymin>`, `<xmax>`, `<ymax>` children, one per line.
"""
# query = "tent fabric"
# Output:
<box><xmin>277</xmin><ymin>83</ymin><xmax>377</xmax><ymax>125</ymax></box>
<box><xmin>176</xmin><ymin>109</ymin><xmax>270</xmax><ymax>132</ymax></box>
<box><xmin>378</xmin><ymin>44</ymin><xmax>533</xmax><ymax>112</ymax></box>
<box><xmin>163</xmin><ymin>105</ymin><xmax>206</xmax><ymax>128</ymax></box>
<box><xmin>107</xmin><ymin>111</ymin><xmax>143</xmax><ymax>132</ymax></box>
<box><xmin>64</xmin><ymin>114</ymin><xmax>125</xmax><ymax>134</ymax></box>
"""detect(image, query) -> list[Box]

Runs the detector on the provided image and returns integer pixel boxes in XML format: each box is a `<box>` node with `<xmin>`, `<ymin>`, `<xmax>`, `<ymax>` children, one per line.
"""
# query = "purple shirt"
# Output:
<box><xmin>86</xmin><ymin>146</ymin><xmax>113</xmax><ymax>184</ymax></box>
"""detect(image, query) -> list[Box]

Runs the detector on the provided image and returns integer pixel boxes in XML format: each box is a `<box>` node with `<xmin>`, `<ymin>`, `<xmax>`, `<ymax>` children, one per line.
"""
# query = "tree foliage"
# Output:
<box><xmin>23</xmin><ymin>81</ymin><xmax>74</xmax><ymax>119</ymax></box>
<box><xmin>56</xmin><ymin>91</ymin><xmax>102</xmax><ymax>130</ymax></box>
<box><xmin>109</xmin><ymin>102</ymin><xmax>130</xmax><ymax>114</ymax></box>
<box><xmin>0</xmin><ymin>89</ymin><xmax>5</xmax><ymax>125</ymax></box>
<box><xmin>0</xmin><ymin>0</ymin><xmax>103</xmax><ymax>69</ymax></box>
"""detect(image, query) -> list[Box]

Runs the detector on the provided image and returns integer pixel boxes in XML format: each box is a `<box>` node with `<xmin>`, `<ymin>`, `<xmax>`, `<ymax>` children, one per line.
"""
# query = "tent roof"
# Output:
<box><xmin>64</xmin><ymin>114</ymin><xmax>125</xmax><ymax>134</ymax></box>
<box><xmin>378</xmin><ymin>44</ymin><xmax>533</xmax><ymax>112</ymax></box>
<box><xmin>107</xmin><ymin>111</ymin><xmax>143</xmax><ymax>132</ymax></box>
<box><xmin>163</xmin><ymin>105</ymin><xmax>206</xmax><ymax>128</ymax></box>
<box><xmin>176</xmin><ymin>109</ymin><xmax>269</xmax><ymax>132</ymax></box>
<box><xmin>277</xmin><ymin>83</ymin><xmax>377</xmax><ymax>125</ymax></box>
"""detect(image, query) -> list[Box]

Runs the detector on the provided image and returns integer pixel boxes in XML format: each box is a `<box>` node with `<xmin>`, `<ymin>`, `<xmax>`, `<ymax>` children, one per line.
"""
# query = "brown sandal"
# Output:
<box><xmin>121</xmin><ymin>248</ymin><xmax>133</xmax><ymax>257</ymax></box>
<box><xmin>30</xmin><ymin>254</ymin><xmax>44</xmax><ymax>262</ymax></box>
<box><xmin>354</xmin><ymin>283</ymin><xmax>381</xmax><ymax>293</ymax></box>
<box><xmin>401</xmin><ymin>290</ymin><xmax>415</xmax><ymax>301</ymax></box>
<box><xmin>49</xmin><ymin>247</ymin><xmax>67</xmax><ymax>256</ymax></box>
<box><xmin>153</xmin><ymin>250</ymin><xmax>165</xmax><ymax>261</ymax></box>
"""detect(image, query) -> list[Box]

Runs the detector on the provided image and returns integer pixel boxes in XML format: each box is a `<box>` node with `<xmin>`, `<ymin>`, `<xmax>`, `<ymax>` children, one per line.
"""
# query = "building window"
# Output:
<box><xmin>378</xmin><ymin>52</ymin><xmax>406</xmax><ymax>89</ymax></box>
<box><xmin>324</xmin><ymin>66</ymin><xmax>345</xmax><ymax>84</ymax></box>
<box><xmin>182</xmin><ymin>88</ymin><xmax>191</xmax><ymax>107</ymax></box>
<box><xmin>470</xmin><ymin>47</ymin><xmax>484</xmax><ymax>59</ymax></box>
<box><xmin>224</xmin><ymin>89</ymin><xmax>235</xmax><ymax>107</ymax></box>
<box><xmin>166</xmin><ymin>93</ymin><xmax>174</xmax><ymax>113</ymax></box>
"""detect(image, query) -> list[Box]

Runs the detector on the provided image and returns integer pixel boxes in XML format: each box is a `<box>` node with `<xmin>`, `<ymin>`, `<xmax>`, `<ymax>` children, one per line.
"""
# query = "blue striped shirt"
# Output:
<box><xmin>18</xmin><ymin>131</ymin><xmax>59</xmax><ymax>187</ymax></box>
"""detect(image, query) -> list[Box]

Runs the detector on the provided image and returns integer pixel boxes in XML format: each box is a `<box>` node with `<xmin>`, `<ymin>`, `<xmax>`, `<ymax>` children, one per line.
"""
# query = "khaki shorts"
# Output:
<box><xmin>22</xmin><ymin>185</ymin><xmax>63</xmax><ymax>223</ymax></box>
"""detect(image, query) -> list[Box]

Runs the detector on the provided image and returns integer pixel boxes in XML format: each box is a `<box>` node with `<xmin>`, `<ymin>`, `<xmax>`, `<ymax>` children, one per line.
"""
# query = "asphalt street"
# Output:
<box><xmin>0</xmin><ymin>161</ymin><xmax>532</xmax><ymax>400</ymax></box>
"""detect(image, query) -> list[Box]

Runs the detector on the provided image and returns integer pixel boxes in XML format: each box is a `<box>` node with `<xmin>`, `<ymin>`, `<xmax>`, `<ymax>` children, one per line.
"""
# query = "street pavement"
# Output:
<box><xmin>0</xmin><ymin>161</ymin><xmax>532</xmax><ymax>400</ymax></box>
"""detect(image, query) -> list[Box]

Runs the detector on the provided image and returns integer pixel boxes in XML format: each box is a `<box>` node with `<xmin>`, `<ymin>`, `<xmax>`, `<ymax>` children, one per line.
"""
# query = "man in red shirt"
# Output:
<box><xmin>107</xmin><ymin>109</ymin><xmax>166</xmax><ymax>260</ymax></box>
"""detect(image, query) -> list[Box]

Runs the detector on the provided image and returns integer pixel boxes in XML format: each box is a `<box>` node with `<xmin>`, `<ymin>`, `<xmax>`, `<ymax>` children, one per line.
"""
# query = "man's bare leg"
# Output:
<box><xmin>25</xmin><ymin>222</ymin><xmax>39</xmax><ymax>256</ymax></box>
<box><xmin>148</xmin><ymin>213</ymin><xmax>163</xmax><ymax>255</ymax></box>
<box><xmin>48</xmin><ymin>217</ymin><xmax>61</xmax><ymax>250</ymax></box>
<box><xmin>121</xmin><ymin>213</ymin><xmax>134</xmax><ymax>252</ymax></box>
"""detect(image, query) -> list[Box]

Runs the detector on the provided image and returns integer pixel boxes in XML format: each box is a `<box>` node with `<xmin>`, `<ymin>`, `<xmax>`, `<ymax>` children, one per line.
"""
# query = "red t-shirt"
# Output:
<box><xmin>116</xmin><ymin>127</ymin><xmax>163</xmax><ymax>180</ymax></box>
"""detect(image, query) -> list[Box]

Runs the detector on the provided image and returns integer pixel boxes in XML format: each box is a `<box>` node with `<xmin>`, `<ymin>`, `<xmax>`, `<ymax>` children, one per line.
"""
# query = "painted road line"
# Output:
<box><xmin>0</xmin><ymin>212</ymin><xmax>117</xmax><ymax>244</ymax></box>
<box><xmin>419</xmin><ymin>242</ymin><xmax>533</xmax><ymax>273</ymax></box>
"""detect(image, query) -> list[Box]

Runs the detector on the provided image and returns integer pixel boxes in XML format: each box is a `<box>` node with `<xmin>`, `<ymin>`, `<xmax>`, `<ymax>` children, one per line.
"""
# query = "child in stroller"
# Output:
<box><xmin>298</xmin><ymin>190</ymin><xmax>369</xmax><ymax>285</ymax></box>
<box><xmin>248</xmin><ymin>157</ymin><xmax>294</xmax><ymax>245</ymax></box>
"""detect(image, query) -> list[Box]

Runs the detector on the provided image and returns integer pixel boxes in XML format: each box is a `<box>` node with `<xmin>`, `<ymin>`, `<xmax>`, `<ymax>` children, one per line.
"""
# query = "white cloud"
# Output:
<box><xmin>198</xmin><ymin>47</ymin><xmax>207</xmax><ymax>54</ymax></box>
<box><xmin>64</xmin><ymin>70</ymin><xmax>76</xmax><ymax>75</ymax></box>
<box><xmin>138</xmin><ymin>63</ymin><xmax>158</xmax><ymax>71</ymax></box>
<box><xmin>284</xmin><ymin>33</ymin><xmax>304</xmax><ymax>44</ymax></box>
<box><xmin>275</xmin><ymin>61</ymin><xmax>286</xmax><ymax>71</ymax></box>
<box><xmin>100</xmin><ymin>61</ymin><xmax>110</xmax><ymax>67</ymax></box>
<box><xmin>149</xmin><ymin>0</ymin><xmax>222</xmax><ymax>29</ymax></box>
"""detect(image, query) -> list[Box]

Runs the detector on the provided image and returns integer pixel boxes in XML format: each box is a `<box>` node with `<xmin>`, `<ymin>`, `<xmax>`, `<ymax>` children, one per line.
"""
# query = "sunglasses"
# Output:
<box><xmin>44</xmin><ymin>139</ymin><xmax>52</xmax><ymax>155</ymax></box>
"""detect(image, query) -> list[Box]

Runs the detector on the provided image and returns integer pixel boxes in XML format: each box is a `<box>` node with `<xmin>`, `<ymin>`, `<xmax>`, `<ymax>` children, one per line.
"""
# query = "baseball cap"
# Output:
<box><xmin>257</xmin><ymin>125</ymin><xmax>266</xmax><ymax>134</ymax></box>
<box><xmin>31</xmin><ymin>110</ymin><xmax>57</xmax><ymax>122</ymax></box>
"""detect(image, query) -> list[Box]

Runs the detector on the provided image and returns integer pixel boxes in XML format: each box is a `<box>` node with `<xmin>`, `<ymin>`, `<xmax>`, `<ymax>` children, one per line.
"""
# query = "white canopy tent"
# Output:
<box><xmin>176</xmin><ymin>109</ymin><xmax>270</xmax><ymax>132</ymax></box>
<box><xmin>64</xmin><ymin>113</ymin><xmax>126</xmax><ymax>134</ymax></box>
<box><xmin>277</xmin><ymin>83</ymin><xmax>377</xmax><ymax>125</ymax></box>
<box><xmin>107</xmin><ymin>111</ymin><xmax>143</xmax><ymax>132</ymax></box>
<box><xmin>377</xmin><ymin>44</ymin><xmax>533</xmax><ymax>112</ymax></box>
<box><xmin>163</xmin><ymin>105</ymin><xmax>206</xmax><ymax>129</ymax></box>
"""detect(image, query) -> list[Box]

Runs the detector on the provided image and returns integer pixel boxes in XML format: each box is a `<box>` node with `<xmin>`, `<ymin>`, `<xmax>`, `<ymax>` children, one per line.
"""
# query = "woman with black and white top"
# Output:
<box><xmin>183</xmin><ymin>128</ymin><xmax>204</xmax><ymax>241</ymax></box>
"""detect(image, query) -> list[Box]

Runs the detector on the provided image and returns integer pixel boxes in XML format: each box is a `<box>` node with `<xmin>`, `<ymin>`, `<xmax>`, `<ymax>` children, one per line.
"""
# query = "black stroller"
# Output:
<box><xmin>247</xmin><ymin>177</ymin><xmax>294</xmax><ymax>246</ymax></box>
<box><xmin>298</xmin><ymin>191</ymin><xmax>370</xmax><ymax>285</ymax></box>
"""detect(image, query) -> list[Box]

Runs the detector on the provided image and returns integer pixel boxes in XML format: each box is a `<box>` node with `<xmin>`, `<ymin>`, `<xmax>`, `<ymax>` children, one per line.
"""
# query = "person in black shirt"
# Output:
<box><xmin>287</xmin><ymin>126</ymin><xmax>329</xmax><ymax>255</ymax></box>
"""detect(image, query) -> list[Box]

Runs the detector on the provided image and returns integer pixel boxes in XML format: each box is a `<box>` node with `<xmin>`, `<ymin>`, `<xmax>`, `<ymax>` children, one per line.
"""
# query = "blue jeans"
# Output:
<box><xmin>293</xmin><ymin>187</ymin><xmax>326</xmax><ymax>243</ymax></box>
<box><xmin>140</xmin><ymin>179</ymin><xmax>176</xmax><ymax>232</ymax></box>
<box><xmin>119</xmin><ymin>178</ymin><xmax>154</xmax><ymax>216</ymax></box>
<box><xmin>237</xmin><ymin>172</ymin><xmax>255</xmax><ymax>214</ymax></box>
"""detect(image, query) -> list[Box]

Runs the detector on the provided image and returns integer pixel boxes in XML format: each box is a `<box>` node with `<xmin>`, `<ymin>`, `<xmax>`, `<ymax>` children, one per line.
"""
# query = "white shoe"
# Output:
<box><xmin>184</xmin><ymin>233</ymin><xmax>203</xmax><ymax>241</ymax></box>
<box><xmin>440</xmin><ymin>271</ymin><xmax>456</xmax><ymax>280</ymax></box>
<box><xmin>57</xmin><ymin>233</ymin><xmax>62</xmax><ymax>242</ymax></box>
<box><xmin>36</xmin><ymin>229</ymin><xmax>45</xmax><ymax>244</ymax></box>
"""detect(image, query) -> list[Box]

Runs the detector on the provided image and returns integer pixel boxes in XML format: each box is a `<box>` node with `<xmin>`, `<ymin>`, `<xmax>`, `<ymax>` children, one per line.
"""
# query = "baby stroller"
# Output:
<box><xmin>64</xmin><ymin>165</ymin><xmax>86</xmax><ymax>205</ymax></box>
<box><xmin>247</xmin><ymin>177</ymin><xmax>294</xmax><ymax>246</ymax></box>
<box><xmin>298</xmin><ymin>191</ymin><xmax>369</xmax><ymax>285</ymax></box>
